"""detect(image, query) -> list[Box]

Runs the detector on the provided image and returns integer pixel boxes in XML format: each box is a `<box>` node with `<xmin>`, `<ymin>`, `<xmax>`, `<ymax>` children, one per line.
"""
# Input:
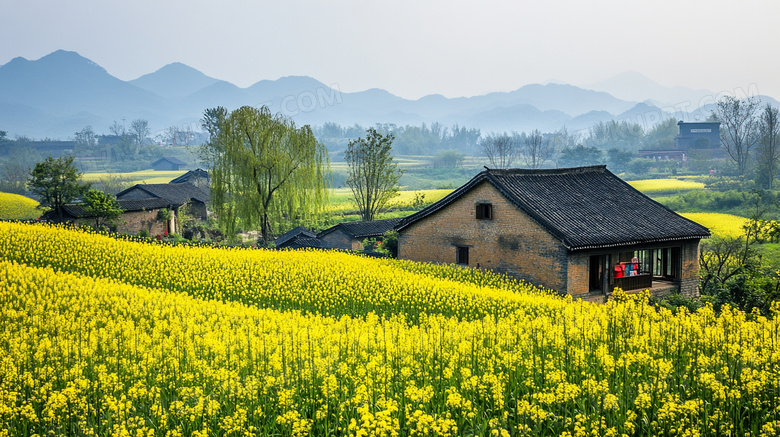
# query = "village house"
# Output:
<box><xmin>395</xmin><ymin>166</ymin><xmax>710</xmax><ymax>302</ymax></box>
<box><xmin>115</xmin><ymin>182</ymin><xmax>209</xmax><ymax>234</ymax></box>
<box><xmin>275</xmin><ymin>226</ymin><xmax>327</xmax><ymax>249</ymax></box>
<box><xmin>151</xmin><ymin>156</ymin><xmax>188</xmax><ymax>171</ymax></box>
<box><xmin>169</xmin><ymin>168</ymin><xmax>210</xmax><ymax>189</ymax></box>
<box><xmin>318</xmin><ymin>218</ymin><xmax>402</xmax><ymax>250</ymax></box>
<box><xmin>50</xmin><ymin>197</ymin><xmax>179</xmax><ymax>235</ymax></box>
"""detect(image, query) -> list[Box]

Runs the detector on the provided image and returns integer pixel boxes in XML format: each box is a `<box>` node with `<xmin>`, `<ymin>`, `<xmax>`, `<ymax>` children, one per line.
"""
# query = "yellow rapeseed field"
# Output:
<box><xmin>0</xmin><ymin>192</ymin><xmax>40</xmax><ymax>220</ymax></box>
<box><xmin>327</xmin><ymin>188</ymin><xmax>452</xmax><ymax>214</ymax></box>
<box><xmin>628</xmin><ymin>179</ymin><xmax>706</xmax><ymax>194</ymax></box>
<box><xmin>1</xmin><ymin>222</ymin><xmax>779</xmax><ymax>436</ymax></box>
<box><xmin>81</xmin><ymin>170</ymin><xmax>187</xmax><ymax>185</ymax></box>
<box><xmin>681</xmin><ymin>212</ymin><xmax>749</xmax><ymax>239</ymax></box>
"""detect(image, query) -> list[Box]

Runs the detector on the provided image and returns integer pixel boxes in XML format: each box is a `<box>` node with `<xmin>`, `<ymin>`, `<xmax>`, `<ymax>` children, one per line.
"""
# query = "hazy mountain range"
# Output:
<box><xmin>1</xmin><ymin>50</ymin><xmax>777</xmax><ymax>140</ymax></box>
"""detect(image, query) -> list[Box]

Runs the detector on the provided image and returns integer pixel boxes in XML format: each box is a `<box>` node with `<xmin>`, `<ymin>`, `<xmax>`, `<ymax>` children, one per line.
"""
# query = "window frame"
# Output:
<box><xmin>475</xmin><ymin>202</ymin><xmax>493</xmax><ymax>220</ymax></box>
<box><xmin>456</xmin><ymin>246</ymin><xmax>470</xmax><ymax>265</ymax></box>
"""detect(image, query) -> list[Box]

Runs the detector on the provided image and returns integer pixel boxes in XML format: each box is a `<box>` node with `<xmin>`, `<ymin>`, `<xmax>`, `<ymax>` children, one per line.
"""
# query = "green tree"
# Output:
<box><xmin>345</xmin><ymin>128</ymin><xmax>402</xmax><ymax>221</ymax></box>
<box><xmin>201</xmin><ymin>106</ymin><xmax>328</xmax><ymax>242</ymax></box>
<box><xmin>606</xmin><ymin>147</ymin><xmax>635</xmax><ymax>173</ymax></box>
<box><xmin>713</xmin><ymin>95</ymin><xmax>760</xmax><ymax>176</ymax></box>
<box><xmin>558</xmin><ymin>145</ymin><xmax>603</xmax><ymax>168</ymax></box>
<box><xmin>28</xmin><ymin>156</ymin><xmax>90</xmax><ymax>222</ymax></box>
<box><xmin>643</xmin><ymin>118</ymin><xmax>679</xmax><ymax>149</ymax></box>
<box><xmin>82</xmin><ymin>189</ymin><xmax>123</xmax><ymax>229</ymax></box>
<box><xmin>431</xmin><ymin>149</ymin><xmax>464</xmax><ymax>168</ymax></box>
<box><xmin>757</xmin><ymin>104</ymin><xmax>780</xmax><ymax>189</ymax></box>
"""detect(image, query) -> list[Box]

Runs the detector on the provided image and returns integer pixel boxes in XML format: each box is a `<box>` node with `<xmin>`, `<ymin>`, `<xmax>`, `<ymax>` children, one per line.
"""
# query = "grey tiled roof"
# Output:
<box><xmin>170</xmin><ymin>168</ymin><xmax>209</xmax><ymax>184</ymax></box>
<box><xmin>117</xmin><ymin>198</ymin><xmax>175</xmax><ymax>211</ymax></box>
<box><xmin>398</xmin><ymin>166</ymin><xmax>710</xmax><ymax>251</ymax></box>
<box><xmin>281</xmin><ymin>237</ymin><xmax>329</xmax><ymax>249</ymax></box>
<box><xmin>275</xmin><ymin>226</ymin><xmax>317</xmax><ymax>247</ymax></box>
<box><xmin>116</xmin><ymin>182</ymin><xmax>209</xmax><ymax>205</ymax></box>
<box><xmin>319</xmin><ymin>218</ymin><xmax>403</xmax><ymax>239</ymax></box>
<box><xmin>58</xmin><ymin>197</ymin><xmax>172</xmax><ymax>218</ymax></box>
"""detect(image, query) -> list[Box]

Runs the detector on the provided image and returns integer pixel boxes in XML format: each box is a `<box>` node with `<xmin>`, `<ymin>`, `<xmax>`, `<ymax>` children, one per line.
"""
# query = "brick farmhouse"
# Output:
<box><xmin>396</xmin><ymin>166</ymin><xmax>710</xmax><ymax>302</ymax></box>
<box><xmin>317</xmin><ymin>218</ymin><xmax>402</xmax><ymax>251</ymax></box>
<box><xmin>53</xmin><ymin>181</ymin><xmax>209</xmax><ymax>236</ymax></box>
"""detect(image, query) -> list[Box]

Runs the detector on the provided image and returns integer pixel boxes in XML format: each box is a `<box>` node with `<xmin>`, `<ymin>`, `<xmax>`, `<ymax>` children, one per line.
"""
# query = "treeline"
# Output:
<box><xmin>314</xmin><ymin>122</ymin><xmax>482</xmax><ymax>155</ymax></box>
<box><xmin>314</xmin><ymin>118</ymin><xmax>680</xmax><ymax>160</ymax></box>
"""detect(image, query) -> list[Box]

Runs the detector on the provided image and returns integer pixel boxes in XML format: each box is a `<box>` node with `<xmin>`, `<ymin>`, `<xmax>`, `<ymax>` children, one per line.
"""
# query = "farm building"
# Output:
<box><xmin>170</xmin><ymin>168</ymin><xmax>210</xmax><ymax>188</ymax></box>
<box><xmin>395</xmin><ymin>166</ymin><xmax>710</xmax><ymax>302</ymax></box>
<box><xmin>48</xmin><ymin>197</ymin><xmax>177</xmax><ymax>236</ymax></box>
<box><xmin>116</xmin><ymin>182</ymin><xmax>209</xmax><ymax>234</ymax></box>
<box><xmin>675</xmin><ymin>121</ymin><xmax>720</xmax><ymax>149</ymax></box>
<box><xmin>318</xmin><ymin>218</ymin><xmax>403</xmax><ymax>251</ymax></box>
<box><xmin>152</xmin><ymin>156</ymin><xmax>188</xmax><ymax>171</ymax></box>
<box><xmin>275</xmin><ymin>226</ymin><xmax>328</xmax><ymax>249</ymax></box>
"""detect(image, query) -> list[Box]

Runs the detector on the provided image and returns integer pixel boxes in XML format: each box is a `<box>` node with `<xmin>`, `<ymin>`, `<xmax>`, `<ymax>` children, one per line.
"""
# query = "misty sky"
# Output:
<box><xmin>1</xmin><ymin>0</ymin><xmax>778</xmax><ymax>100</ymax></box>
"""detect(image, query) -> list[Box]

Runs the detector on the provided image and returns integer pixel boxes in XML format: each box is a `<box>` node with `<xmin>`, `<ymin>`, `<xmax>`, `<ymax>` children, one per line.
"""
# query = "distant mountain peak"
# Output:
<box><xmin>129</xmin><ymin>62</ymin><xmax>220</xmax><ymax>99</ymax></box>
<box><xmin>587</xmin><ymin>71</ymin><xmax>715</xmax><ymax>107</ymax></box>
<box><xmin>39</xmin><ymin>49</ymin><xmax>106</xmax><ymax>71</ymax></box>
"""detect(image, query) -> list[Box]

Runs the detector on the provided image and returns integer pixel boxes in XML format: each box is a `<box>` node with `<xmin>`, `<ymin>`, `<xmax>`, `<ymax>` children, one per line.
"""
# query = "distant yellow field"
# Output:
<box><xmin>628</xmin><ymin>178</ymin><xmax>706</xmax><ymax>193</ymax></box>
<box><xmin>82</xmin><ymin>170</ymin><xmax>187</xmax><ymax>185</ymax></box>
<box><xmin>0</xmin><ymin>192</ymin><xmax>40</xmax><ymax>220</ymax></box>
<box><xmin>327</xmin><ymin>188</ymin><xmax>452</xmax><ymax>213</ymax></box>
<box><xmin>680</xmin><ymin>212</ymin><xmax>747</xmax><ymax>238</ymax></box>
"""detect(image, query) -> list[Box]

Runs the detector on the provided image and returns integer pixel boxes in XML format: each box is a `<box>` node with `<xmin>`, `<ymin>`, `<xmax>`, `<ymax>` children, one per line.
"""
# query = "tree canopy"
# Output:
<box><xmin>714</xmin><ymin>96</ymin><xmax>760</xmax><ymax>176</ymax></box>
<box><xmin>345</xmin><ymin>128</ymin><xmax>402</xmax><ymax>221</ymax></box>
<box><xmin>81</xmin><ymin>189</ymin><xmax>123</xmax><ymax>229</ymax></box>
<box><xmin>201</xmin><ymin>106</ymin><xmax>329</xmax><ymax>242</ymax></box>
<box><xmin>27</xmin><ymin>156</ymin><xmax>89</xmax><ymax>222</ymax></box>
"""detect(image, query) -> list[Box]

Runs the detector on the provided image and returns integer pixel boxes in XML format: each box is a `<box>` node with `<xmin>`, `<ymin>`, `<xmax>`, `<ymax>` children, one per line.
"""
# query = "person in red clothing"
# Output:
<box><xmin>614</xmin><ymin>262</ymin><xmax>624</xmax><ymax>278</ymax></box>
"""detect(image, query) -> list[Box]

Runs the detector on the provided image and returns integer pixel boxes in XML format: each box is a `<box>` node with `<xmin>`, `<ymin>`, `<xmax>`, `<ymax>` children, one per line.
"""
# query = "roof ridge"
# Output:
<box><xmin>485</xmin><ymin>165</ymin><xmax>606</xmax><ymax>176</ymax></box>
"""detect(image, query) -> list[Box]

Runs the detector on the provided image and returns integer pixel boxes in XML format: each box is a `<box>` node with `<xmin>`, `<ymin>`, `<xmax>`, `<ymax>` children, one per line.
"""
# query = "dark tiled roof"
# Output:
<box><xmin>170</xmin><ymin>168</ymin><xmax>209</xmax><ymax>184</ymax></box>
<box><xmin>56</xmin><ymin>198</ymin><xmax>171</xmax><ymax>218</ymax></box>
<box><xmin>281</xmin><ymin>236</ymin><xmax>329</xmax><ymax>249</ymax></box>
<box><xmin>319</xmin><ymin>218</ymin><xmax>403</xmax><ymax>239</ymax></box>
<box><xmin>275</xmin><ymin>226</ymin><xmax>317</xmax><ymax>247</ymax></box>
<box><xmin>398</xmin><ymin>166</ymin><xmax>710</xmax><ymax>251</ymax></box>
<box><xmin>153</xmin><ymin>156</ymin><xmax>187</xmax><ymax>166</ymax></box>
<box><xmin>116</xmin><ymin>182</ymin><xmax>209</xmax><ymax>205</ymax></box>
<box><xmin>117</xmin><ymin>198</ymin><xmax>174</xmax><ymax>211</ymax></box>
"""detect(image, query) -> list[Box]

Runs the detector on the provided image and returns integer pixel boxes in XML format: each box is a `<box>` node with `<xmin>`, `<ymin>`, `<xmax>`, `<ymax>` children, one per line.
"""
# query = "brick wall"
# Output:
<box><xmin>116</xmin><ymin>210</ymin><xmax>167</xmax><ymax>235</ymax></box>
<box><xmin>398</xmin><ymin>181</ymin><xmax>570</xmax><ymax>293</ymax></box>
<box><xmin>320</xmin><ymin>229</ymin><xmax>362</xmax><ymax>250</ymax></box>
<box><xmin>566</xmin><ymin>252</ymin><xmax>592</xmax><ymax>296</ymax></box>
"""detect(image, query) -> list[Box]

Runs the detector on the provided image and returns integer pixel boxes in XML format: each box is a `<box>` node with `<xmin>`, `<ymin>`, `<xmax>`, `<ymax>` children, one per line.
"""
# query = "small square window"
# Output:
<box><xmin>456</xmin><ymin>246</ymin><xmax>469</xmax><ymax>265</ymax></box>
<box><xmin>476</xmin><ymin>203</ymin><xmax>492</xmax><ymax>220</ymax></box>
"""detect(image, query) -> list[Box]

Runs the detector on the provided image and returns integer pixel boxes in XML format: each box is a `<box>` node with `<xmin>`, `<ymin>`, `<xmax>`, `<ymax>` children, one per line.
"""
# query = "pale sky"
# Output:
<box><xmin>1</xmin><ymin>0</ymin><xmax>778</xmax><ymax>100</ymax></box>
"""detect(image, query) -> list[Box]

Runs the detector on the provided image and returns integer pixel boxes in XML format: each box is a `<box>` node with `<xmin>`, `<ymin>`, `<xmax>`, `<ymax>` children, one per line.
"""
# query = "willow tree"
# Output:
<box><xmin>201</xmin><ymin>106</ymin><xmax>328</xmax><ymax>242</ymax></box>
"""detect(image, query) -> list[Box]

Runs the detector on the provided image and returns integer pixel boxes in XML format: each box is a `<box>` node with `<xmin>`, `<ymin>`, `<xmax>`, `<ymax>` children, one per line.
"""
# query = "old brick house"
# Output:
<box><xmin>50</xmin><ymin>197</ymin><xmax>176</xmax><ymax>235</ymax></box>
<box><xmin>115</xmin><ymin>182</ymin><xmax>209</xmax><ymax>234</ymax></box>
<box><xmin>318</xmin><ymin>218</ymin><xmax>402</xmax><ymax>250</ymax></box>
<box><xmin>396</xmin><ymin>166</ymin><xmax>710</xmax><ymax>301</ymax></box>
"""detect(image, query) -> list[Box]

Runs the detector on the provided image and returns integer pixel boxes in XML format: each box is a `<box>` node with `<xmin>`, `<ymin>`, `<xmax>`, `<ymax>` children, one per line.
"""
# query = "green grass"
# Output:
<box><xmin>755</xmin><ymin>243</ymin><xmax>780</xmax><ymax>266</ymax></box>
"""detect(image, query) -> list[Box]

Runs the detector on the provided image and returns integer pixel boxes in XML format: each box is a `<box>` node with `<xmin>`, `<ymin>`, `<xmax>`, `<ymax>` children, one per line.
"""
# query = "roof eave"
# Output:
<box><xmin>565</xmin><ymin>233</ymin><xmax>711</xmax><ymax>251</ymax></box>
